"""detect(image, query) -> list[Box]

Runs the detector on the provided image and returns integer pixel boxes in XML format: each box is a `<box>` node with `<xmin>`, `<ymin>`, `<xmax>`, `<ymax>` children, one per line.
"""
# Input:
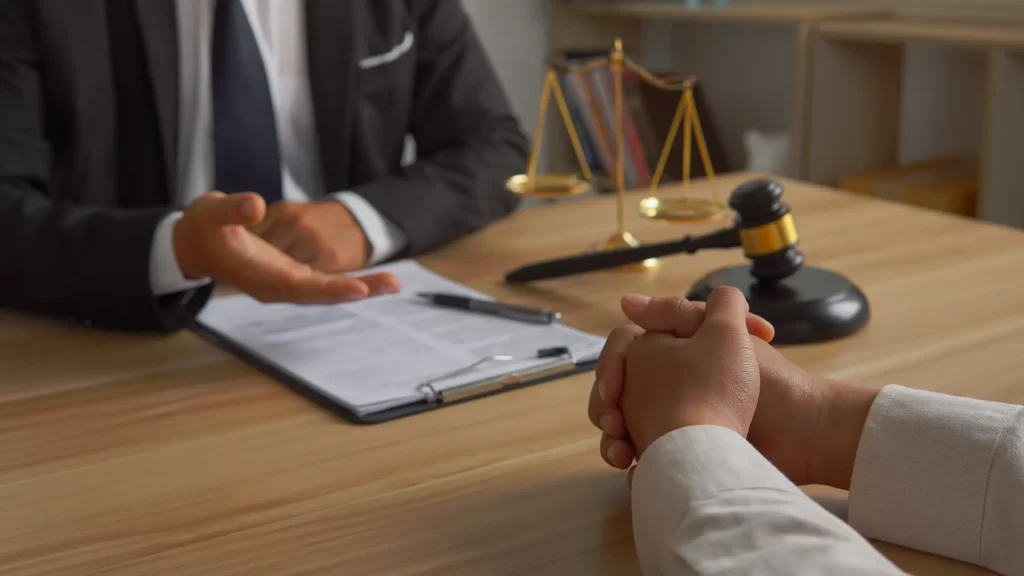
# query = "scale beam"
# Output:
<box><xmin>504</xmin><ymin>38</ymin><xmax>727</xmax><ymax>271</ymax></box>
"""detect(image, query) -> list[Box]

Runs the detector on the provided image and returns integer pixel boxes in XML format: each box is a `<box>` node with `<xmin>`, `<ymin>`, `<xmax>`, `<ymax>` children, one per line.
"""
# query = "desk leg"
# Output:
<box><xmin>980</xmin><ymin>49</ymin><xmax>1024</xmax><ymax>228</ymax></box>
<box><xmin>806</xmin><ymin>36</ymin><xmax>903</xmax><ymax>186</ymax></box>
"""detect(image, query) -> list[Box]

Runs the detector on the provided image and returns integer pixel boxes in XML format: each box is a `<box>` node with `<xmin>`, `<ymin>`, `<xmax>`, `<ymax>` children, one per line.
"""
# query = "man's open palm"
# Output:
<box><xmin>172</xmin><ymin>192</ymin><xmax>400</xmax><ymax>304</ymax></box>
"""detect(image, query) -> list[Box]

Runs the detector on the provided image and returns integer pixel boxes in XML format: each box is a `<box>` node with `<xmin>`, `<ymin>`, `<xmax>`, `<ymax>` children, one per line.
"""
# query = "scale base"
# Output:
<box><xmin>687</xmin><ymin>265</ymin><xmax>869</xmax><ymax>345</ymax></box>
<box><xmin>638</xmin><ymin>196</ymin><xmax>729</xmax><ymax>223</ymax></box>
<box><xmin>600</xmin><ymin>231</ymin><xmax>659</xmax><ymax>272</ymax></box>
<box><xmin>505</xmin><ymin>173</ymin><xmax>592</xmax><ymax>199</ymax></box>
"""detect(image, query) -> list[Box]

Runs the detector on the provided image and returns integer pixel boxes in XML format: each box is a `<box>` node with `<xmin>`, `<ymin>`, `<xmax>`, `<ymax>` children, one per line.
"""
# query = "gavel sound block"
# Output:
<box><xmin>505</xmin><ymin>179</ymin><xmax>870</xmax><ymax>345</ymax></box>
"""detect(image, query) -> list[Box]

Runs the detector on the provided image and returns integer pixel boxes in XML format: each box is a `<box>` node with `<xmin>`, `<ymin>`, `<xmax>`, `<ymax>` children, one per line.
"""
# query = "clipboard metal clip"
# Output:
<box><xmin>419</xmin><ymin>347</ymin><xmax>575</xmax><ymax>405</ymax></box>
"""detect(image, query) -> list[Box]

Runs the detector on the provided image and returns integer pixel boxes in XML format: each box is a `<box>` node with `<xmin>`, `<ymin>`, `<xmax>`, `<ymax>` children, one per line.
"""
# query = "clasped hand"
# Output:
<box><xmin>588</xmin><ymin>288</ymin><xmax>865</xmax><ymax>489</ymax></box>
<box><xmin>172</xmin><ymin>192</ymin><xmax>401</xmax><ymax>303</ymax></box>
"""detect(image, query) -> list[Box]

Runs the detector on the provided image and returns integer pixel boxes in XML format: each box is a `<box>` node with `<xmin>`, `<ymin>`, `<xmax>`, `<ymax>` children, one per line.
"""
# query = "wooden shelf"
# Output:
<box><xmin>819</xmin><ymin>18</ymin><xmax>1024</xmax><ymax>50</ymax></box>
<box><xmin>563</xmin><ymin>1</ymin><xmax>890</xmax><ymax>24</ymax></box>
<box><xmin>806</xmin><ymin>16</ymin><xmax>1024</xmax><ymax>227</ymax></box>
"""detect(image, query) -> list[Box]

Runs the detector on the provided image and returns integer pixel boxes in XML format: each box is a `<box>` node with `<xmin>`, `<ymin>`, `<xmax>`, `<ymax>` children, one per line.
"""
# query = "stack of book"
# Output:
<box><xmin>558</xmin><ymin>51</ymin><xmax>729</xmax><ymax>191</ymax></box>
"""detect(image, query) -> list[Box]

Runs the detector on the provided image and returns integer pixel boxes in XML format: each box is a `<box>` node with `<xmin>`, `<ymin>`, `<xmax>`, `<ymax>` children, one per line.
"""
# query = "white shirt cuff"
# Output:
<box><xmin>632</xmin><ymin>425</ymin><xmax>903</xmax><ymax>575</ymax></box>
<box><xmin>331</xmin><ymin>191</ymin><xmax>407</xmax><ymax>266</ymax></box>
<box><xmin>149</xmin><ymin>212</ymin><xmax>213</xmax><ymax>296</ymax></box>
<box><xmin>848</xmin><ymin>384</ymin><xmax>1020</xmax><ymax>567</ymax></box>
<box><xmin>632</xmin><ymin>426</ymin><xmax>801</xmax><ymax>563</ymax></box>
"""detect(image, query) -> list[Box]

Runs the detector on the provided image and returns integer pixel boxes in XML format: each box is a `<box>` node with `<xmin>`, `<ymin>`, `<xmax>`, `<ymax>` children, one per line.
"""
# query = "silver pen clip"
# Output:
<box><xmin>419</xmin><ymin>347</ymin><xmax>574</xmax><ymax>404</ymax></box>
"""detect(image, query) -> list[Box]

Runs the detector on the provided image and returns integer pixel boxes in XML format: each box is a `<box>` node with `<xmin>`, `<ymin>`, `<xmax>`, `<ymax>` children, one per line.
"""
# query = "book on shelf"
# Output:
<box><xmin>555</xmin><ymin>50</ymin><xmax>731</xmax><ymax>191</ymax></box>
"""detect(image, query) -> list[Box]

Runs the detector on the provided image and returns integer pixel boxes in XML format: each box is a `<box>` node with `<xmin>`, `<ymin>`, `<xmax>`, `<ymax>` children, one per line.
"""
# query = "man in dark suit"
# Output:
<box><xmin>0</xmin><ymin>0</ymin><xmax>527</xmax><ymax>332</ymax></box>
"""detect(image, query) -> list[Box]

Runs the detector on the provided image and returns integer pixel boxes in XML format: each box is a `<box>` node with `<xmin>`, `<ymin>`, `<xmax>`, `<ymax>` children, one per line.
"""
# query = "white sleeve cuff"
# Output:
<box><xmin>631</xmin><ymin>426</ymin><xmax>802</xmax><ymax>559</ymax></box>
<box><xmin>332</xmin><ymin>191</ymin><xmax>408</xmax><ymax>266</ymax></box>
<box><xmin>848</xmin><ymin>384</ymin><xmax>1019</xmax><ymax>566</ymax></box>
<box><xmin>149</xmin><ymin>212</ymin><xmax>212</xmax><ymax>296</ymax></box>
<box><xmin>633</xmin><ymin>426</ymin><xmax>904</xmax><ymax>575</ymax></box>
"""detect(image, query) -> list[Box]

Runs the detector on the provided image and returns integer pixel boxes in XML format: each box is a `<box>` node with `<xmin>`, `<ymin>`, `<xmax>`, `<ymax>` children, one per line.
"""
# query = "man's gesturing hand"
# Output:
<box><xmin>173</xmin><ymin>192</ymin><xmax>400</xmax><ymax>303</ymax></box>
<box><xmin>249</xmin><ymin>200</ymin><xmax>371</xmax><ymax>273</ymax></box>
<box><xmin>619</xmin><ymin>287</ymin><xmax>762</xmax><ymax>457</ymax></box>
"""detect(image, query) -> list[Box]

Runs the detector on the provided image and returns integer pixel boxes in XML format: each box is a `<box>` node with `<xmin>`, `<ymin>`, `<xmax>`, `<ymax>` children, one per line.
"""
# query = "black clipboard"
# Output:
<box><xmin>191</xmin><ymin>320</ymin><xmax>598</xmax><ymax>425</ymax></box>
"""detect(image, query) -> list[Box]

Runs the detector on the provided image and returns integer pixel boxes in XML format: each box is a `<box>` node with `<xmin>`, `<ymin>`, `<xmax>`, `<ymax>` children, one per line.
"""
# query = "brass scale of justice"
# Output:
<box><xmin>505</xmin><ymin>38</ymin><xmax>725</xmax><ymax>266</ymax></box>
<box><xmin>504</xmin><ymin>39</ymin><xmax>871</xmax><ymax>345</ymax></box>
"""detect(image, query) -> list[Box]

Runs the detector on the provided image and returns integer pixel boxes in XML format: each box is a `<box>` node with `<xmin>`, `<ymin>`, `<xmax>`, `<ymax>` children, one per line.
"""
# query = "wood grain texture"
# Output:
<box><xmin>819</xmin><ymin>18</ymin><xmax>1024</xmax><ymax>49</ymax></box>
<box><xmin>563</xmin><ymin>1</ymin><xmax>889</xmax><ymax>24</ymax></box>
<box><xmin>3</xmin><ymin>173</ymin><xmax>1023</xmax><ymax>575</ymax></box>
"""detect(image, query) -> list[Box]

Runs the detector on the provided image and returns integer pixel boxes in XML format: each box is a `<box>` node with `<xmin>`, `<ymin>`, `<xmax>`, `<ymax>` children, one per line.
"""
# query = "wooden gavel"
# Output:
<box><xmin>505</xmin><ymin>179</ymin><xmax>804</xmax><ymax>284</ymax></box>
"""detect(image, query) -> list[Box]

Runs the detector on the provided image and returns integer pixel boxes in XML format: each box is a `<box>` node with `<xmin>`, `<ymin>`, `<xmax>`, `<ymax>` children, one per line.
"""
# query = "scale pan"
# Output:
<box><xmin>506</xmin><ymin>174</ymin><xmax>592</xmax><ymax>199</ymax></box>
<box><xmin>638</xmin><ymin>196</ymin><xmax>729</xmax><ymax>223</ymax></box>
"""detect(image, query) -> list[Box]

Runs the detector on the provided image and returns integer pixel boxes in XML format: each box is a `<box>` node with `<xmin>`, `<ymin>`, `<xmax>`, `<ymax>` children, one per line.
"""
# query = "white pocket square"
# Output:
<box><xmin>359</xmin><ymin>31</ymin><xmax>415</xmax><ymax>70</ymax></box>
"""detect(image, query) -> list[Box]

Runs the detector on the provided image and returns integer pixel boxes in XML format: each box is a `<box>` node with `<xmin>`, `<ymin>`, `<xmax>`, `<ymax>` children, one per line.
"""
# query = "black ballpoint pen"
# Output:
<box><xmin>417</xmin><ymin>293</ymin><xmax>561</xmax><ymax>325</ymax></box>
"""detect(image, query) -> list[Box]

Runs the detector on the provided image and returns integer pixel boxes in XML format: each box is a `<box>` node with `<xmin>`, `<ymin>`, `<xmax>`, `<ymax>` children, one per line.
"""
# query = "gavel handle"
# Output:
<box><xmin>505</xmin><ymin>227</ymin><xmax>742</xmax><ymax>283</ymax></box>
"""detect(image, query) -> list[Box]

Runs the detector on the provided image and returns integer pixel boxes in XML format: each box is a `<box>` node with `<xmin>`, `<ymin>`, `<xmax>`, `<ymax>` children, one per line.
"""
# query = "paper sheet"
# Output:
<box><xmin>196</xmin><ymin>260</ymin><xmax>606</xmax><ymax>416</ymax></box>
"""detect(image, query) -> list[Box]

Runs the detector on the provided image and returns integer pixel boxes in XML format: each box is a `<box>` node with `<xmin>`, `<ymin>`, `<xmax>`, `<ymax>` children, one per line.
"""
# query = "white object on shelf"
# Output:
<box><xmin>743</xmin><ymin>129</ymin><xmax>790</xmax><ymax>177</ymax></box>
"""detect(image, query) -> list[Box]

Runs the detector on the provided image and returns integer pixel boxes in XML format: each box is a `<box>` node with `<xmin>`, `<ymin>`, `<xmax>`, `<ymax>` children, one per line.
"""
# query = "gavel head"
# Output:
<box><xmin>729</xmin><ymin>179</ymin><xmax>804</xmax><ymax>282</ymax></box>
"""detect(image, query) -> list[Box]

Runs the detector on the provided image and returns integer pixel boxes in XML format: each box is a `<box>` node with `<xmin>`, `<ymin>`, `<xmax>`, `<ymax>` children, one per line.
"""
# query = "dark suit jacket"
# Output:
<box><xmin>0</xmin><ymin>0</ymin><xmax>527</xmax><ymax>332</ymax></box>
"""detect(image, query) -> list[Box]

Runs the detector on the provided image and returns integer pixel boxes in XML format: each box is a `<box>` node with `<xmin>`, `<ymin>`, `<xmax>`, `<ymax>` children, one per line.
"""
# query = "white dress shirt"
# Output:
<box><xmin>632</xmin><ymin>384</ymin><xmax>1024</xmax><ymax>575</ymax></box>
<box><xmin>150</xmin><ymin>0</ymin><xmax>407</xmax><ymax>296</ymax></box>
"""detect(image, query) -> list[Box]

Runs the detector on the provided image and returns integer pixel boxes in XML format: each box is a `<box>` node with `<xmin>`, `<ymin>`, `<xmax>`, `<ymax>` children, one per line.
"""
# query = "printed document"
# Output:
<box><xmin>196</xmin><ymin>260</ymin><xmax>605</xmax><ymax>416</ymax></box>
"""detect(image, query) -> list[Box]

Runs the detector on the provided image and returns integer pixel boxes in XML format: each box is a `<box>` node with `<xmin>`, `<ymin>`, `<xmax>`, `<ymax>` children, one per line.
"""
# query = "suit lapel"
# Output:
<box><xmin>306</xmin><ymin>0</ymin><xmax>360</xmax><ymax>191</ymax></box>
<box><xmin>133</xmin><ymin>0</ymin><xmax>179</xmax><ymax>198</ymax></box>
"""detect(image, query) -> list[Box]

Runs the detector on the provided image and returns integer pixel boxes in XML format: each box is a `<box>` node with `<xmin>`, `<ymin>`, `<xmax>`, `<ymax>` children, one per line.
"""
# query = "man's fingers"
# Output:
<box><xmin>600</xmin><ymin>434</ymin><xmax>635</xmax><ymax>470</ymax></box>
<box><xmin>257</xmin><ymin>269</ymin><xmax>370</xmax><ymax>305</ymax></box>
<box><xmin>247</xmin><ymin>212</ymin><xmax>276</xmax><ymax>237</ymax></box>
<box><xmin>296</xmin><ymin>273</ymin><xmax>372</xmax><ymax>304</ymax></box>
<box><xmin>594</xmin><ymin>325</ymin><xmax>643</xmax><ymax>412</ymax></box>
<box><xmin>588</xmin><ymin>378</ymin><xmax>603</xmax><ymax>429</ymax></box>
<box><xmin>699</xmin><ymin>286</ymin><xmax>750</xmax><ymax>337</ymax></box>
<box><xmin>598</xmin><ymin>409</ymin><xmax>625</xmax><ymax>438</ymax></box>
<box><xmin>357</xmin><ymin>272</ymin><xmax>402</xmax><ymax>296</ymax></box>
<box><xmin>230</xmin><ymin>234</ymin><xmax>370</xmax><ymax>304</ymax></box>
<box><xmin>200</xmin><ymin>192</ymin><xmax>266</xmax><ymax>227</ymax></box>
<box><xmin>747</xmin><ymin>314</ymin><xmax>775</xmax><ymax>343</ymax></box>
<box><xmin>262</xmin><ymin>218</ymin><xmax>300</xmax><ymax>252</ymax></box>
<box><xmin>621</xmin><ymin>294</ymin><xmax>706</xmax><ymax>338</ymax></box>
<box><xmin>622</xmin><ymin>294</ymin><xmax>774</xmax><ymax>342</ymax></box>
<box><xmin>289</xmin><ymin>240</ymin><xmax>320</xmax><ymax>267</ymax></box>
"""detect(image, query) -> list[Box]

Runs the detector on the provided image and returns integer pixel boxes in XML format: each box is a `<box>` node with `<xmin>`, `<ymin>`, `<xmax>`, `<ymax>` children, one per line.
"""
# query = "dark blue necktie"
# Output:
<box><xmin>212</xmin><ymin>0</ymin><xmax>283</xmax><ymax>203</ymax></box>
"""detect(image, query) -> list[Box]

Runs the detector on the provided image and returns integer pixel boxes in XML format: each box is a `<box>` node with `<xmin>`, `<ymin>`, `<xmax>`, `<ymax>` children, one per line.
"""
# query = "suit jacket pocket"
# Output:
<box><xmin>358</xmin><ymin>30</ymin><xmax>416</xmax><ymax>96</ymax></box>
<box><xmin>359</xmin><ymin>30</ymin><xmax>414</xmax><ymax>70</ymax></box>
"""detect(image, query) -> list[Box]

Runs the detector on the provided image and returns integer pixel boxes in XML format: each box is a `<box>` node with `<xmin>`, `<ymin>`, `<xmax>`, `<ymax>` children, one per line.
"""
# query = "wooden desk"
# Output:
<box><xmin>3</xmin><ymin>174</ymin><xmax>1023</xmax><ymax>575</ymax></box>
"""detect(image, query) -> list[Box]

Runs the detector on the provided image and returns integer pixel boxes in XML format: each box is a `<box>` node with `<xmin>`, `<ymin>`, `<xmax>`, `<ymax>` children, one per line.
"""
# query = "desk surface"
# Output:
<box><xmin>819</xmin><ymin>18</ymin><xmax>1024</xmax><ymax>49</ymax></box>
<box><xmin>563</xmin><ymin>1</ymin><xmax>889</xmax><ymax>24</ymax></box>
<box><xmin>3</xmin><ymin>174</ymin><xmax>1023</xmax><ymax>575</ymax></box>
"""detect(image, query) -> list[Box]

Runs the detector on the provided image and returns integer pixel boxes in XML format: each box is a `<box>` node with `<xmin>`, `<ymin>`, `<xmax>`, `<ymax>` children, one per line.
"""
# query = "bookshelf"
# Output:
<box><xmin>547</xmin><ymin>1</ymin><xmax>891</xmax><ymax>181</ymax></box>
<box><xmin>806</xmin><ymin>16</ymin><xmax>1024</xmax><ymax>227</ymax></box>
<box><xmin>546</xmin><ymin>49</ymin><xmax>725</xmax><ymax>195</ymax></box>
<box><xmin>551</xmin><ymin>1</ymin><xmax>1024</xmax><ymax>228</ymax></box>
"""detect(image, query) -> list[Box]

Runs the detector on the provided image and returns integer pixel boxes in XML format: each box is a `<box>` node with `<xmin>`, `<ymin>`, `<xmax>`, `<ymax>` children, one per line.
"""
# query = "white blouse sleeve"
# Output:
<box><xmin>632</xmin><ymin>425</ymin><xmax>904</xmax><ymax>575</ymax></box>
<box><xmin>848</xmin><ymin>385</ymin><xmax>1024</xmax><ymax>576</ymax></box>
